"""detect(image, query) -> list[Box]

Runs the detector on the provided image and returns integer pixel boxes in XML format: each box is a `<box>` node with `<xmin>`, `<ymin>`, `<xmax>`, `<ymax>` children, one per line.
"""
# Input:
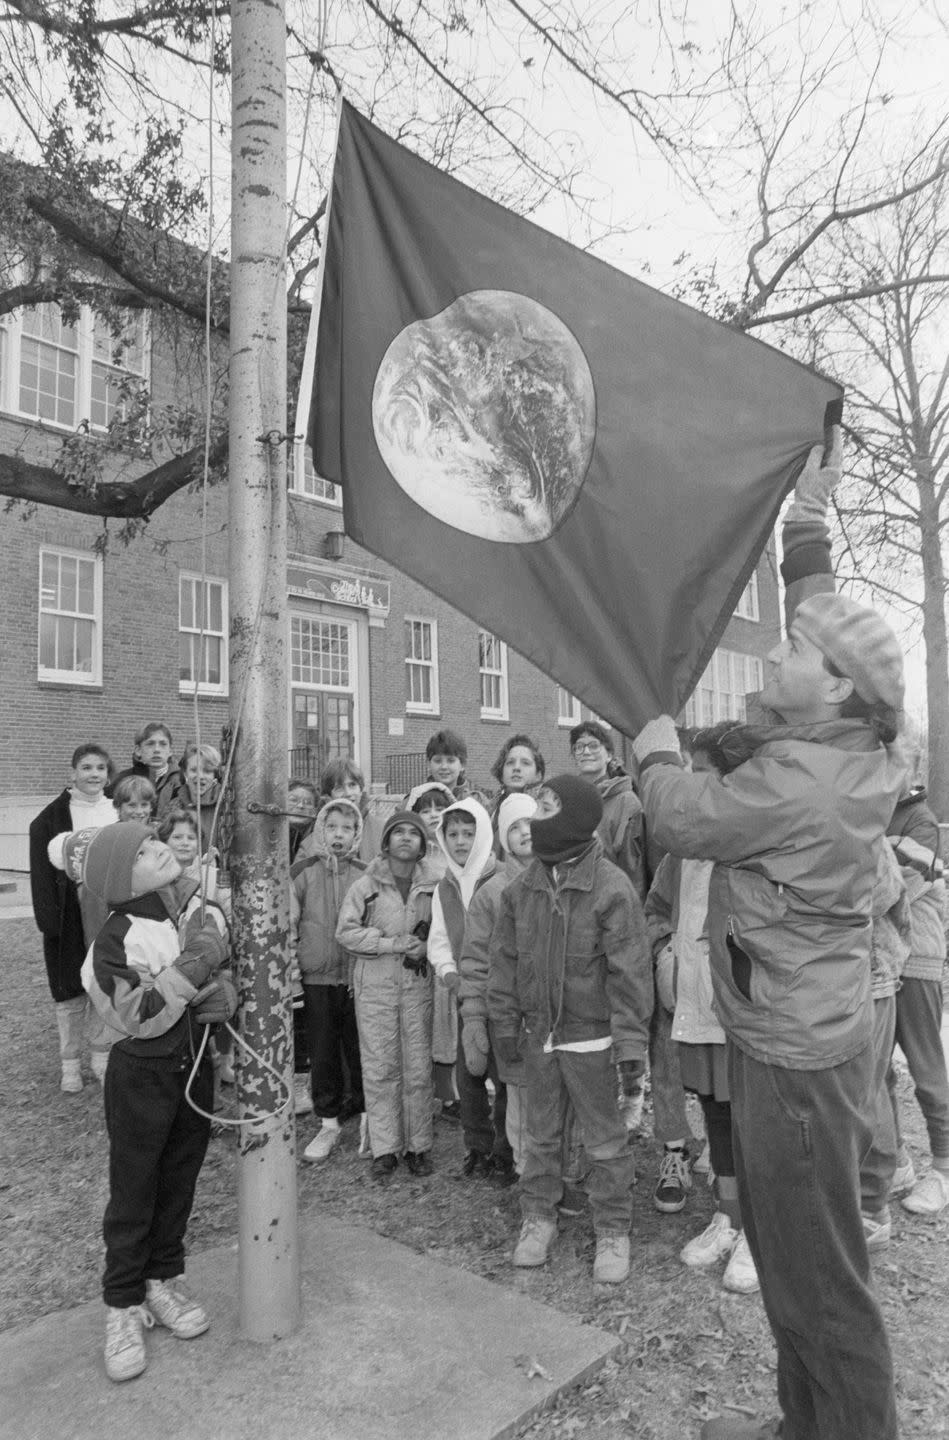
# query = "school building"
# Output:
<box><xmin>0</xmin><ymin>291</ymin><xmax>780</xmax><ymax>868</ymax></box>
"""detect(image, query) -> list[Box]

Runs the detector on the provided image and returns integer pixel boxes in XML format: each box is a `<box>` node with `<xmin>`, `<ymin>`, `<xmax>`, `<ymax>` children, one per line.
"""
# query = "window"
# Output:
<box><xmin>404</xmin><ymin>618</ymin><xmax>438</xmax><ymax>713</ymax></box>
<box><xmin>557</xmin><ymin>687</ymin><xmax>582</xmax><ymax>726</ymax></box>
<box><xmin>179</xmin><ymin>575</ymin><xmax>228</xmax><ymax>696</ymax></box>
<box><xmin>734</xmin><ymin>570</ymin><xmax>760</xmax><ymax>622</ymax></box>
<box><xmin>478</xmin><ymin>633</ymin><xmax>509</xmax><ymax>720</ymax></box>
<box><xmin>683</xmin><ymin>648</ymin><xmax>764</xmax><ymax>727</ymax></box>
<box><xmin>291</xmin><ymin>615</ymin><xmax>351</xmax><ymax>688</ymax></box>
<box><xmin>291</xmin><ymin>443</ymin><xmax>341</xmax><ymax>504</ymax></box>
<box><xmin>38</xmin><ymin>547</ymin><xmax>103</xmax><ymax>685</ymax></box>
<box><xmin>1</xmin><ymin>302</ymin><xmax>148</xmax><ymax>431</ymax></box>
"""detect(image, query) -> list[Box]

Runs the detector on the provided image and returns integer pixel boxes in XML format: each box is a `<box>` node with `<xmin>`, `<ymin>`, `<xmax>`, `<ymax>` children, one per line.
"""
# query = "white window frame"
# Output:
<box><xmin>179</xmin><ymin>573</ymin><xmax>229</xmax><ymax>697</ymax></box>
<box><xmin>557</xmin><ymin>687</ymin><xmax>582</xmax><ymax>727</ymax></box>
<box><xmin>404</xmin><ymin>616</ymin><xmax>439</xmax><ymax>715</ymax></box>
<box><xmin>683</xmin><ymin>648</ymin><xmax>764</xmax><ymax>727</ymax></box>
<box><xmin>290</xmin><ymin>440</ymin><xmax>342</xmax><ymax>505</ymax></box>
<box><xmin>0</xmin><ymin>301</ymin><xmax>149</xmax><ymax>433</ymax></box>
<box><xmin>37</xmin><ymin>546</ymin><xmax>103</xmax><ymax>686</ymax></box>
<box><xmin>734</xmin><ymin>570</ymin><xmax>760</xmax><ymax>622</ymax></box>
<box><xmin>478</xmin><ymin>632</ymin><xmax>509</xmax><ymax>720</ymax></box>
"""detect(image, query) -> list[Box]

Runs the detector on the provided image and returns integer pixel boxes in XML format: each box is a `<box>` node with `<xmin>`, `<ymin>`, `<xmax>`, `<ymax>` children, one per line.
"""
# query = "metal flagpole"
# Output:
<box><xmin>229</xmin><ymin>0</ymin><xmax>301</xmax><ymax>1340</ymax></box>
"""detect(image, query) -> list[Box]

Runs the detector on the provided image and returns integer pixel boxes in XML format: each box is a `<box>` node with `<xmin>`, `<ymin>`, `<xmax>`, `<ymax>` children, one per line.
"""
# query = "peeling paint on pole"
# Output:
<box><xmin>230</xmin><ymin>0</ymin><xmax>300</xmax><ymax>1341</ymax></box>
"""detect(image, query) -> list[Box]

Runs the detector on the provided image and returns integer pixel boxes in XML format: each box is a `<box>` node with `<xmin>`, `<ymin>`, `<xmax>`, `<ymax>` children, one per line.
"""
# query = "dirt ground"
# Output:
<box><xmin>3</xmin><ymin>914</ymin><xmax>948</xmax><ymax>1439</ymax></box>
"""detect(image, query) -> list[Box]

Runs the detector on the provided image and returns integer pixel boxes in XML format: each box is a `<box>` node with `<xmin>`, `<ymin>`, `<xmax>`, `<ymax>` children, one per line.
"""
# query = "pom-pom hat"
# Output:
<box><xmin>60</xmin><ymin>821</ymin><xmax>153</xmax><ymax>905</ymax></box>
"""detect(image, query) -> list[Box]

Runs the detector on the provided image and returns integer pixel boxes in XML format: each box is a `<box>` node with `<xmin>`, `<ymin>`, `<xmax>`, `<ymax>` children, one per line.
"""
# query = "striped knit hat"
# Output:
<box><xmin>793</xmin><ymin>594</ymin><xmax>904</xmax><ymax>709</ymax></box>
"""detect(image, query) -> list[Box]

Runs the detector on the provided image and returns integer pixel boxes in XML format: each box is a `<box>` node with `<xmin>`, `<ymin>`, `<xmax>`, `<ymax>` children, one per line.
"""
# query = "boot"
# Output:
<box><xmin>61</xmin><ymin>1059</ymin><xmax>83</xmax><ymax>1094</ymax></box>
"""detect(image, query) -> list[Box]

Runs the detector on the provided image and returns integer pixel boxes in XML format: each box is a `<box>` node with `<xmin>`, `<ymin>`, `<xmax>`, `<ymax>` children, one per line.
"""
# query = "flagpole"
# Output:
<box><xmin>230</xmin><ymin>0</ymin><xmax>300</xmax><ymax>1340</ymax></box>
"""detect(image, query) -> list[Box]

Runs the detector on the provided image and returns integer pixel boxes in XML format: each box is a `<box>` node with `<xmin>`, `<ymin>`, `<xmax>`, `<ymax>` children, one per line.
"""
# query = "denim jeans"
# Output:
<box><xmin>520</xmin><ymin>1041</ymin><xmax>634</xmax><ymax>1235</ymax></box>
<box><xmin>649</xmin><ymin>993</ymin><xmax>690</xmax><ymax>1144</ymax></box>
<box><xmin>860</xmin><ymin>994</ymin><xmax>898</xmax><ymax>1215</ymax></box>
<box><xmin>728</xmin><ymin>1042</ymin><xmax>898</xmax><ymax>1440</ymax></box>
<box><xmin>888</xmin><ymin>976</ymin><xmax>949</xmax><ymax>1161</ymax></box>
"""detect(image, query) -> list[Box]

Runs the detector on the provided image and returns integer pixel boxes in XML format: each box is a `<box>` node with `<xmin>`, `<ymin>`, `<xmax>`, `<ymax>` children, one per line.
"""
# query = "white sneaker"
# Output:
<box><xmin>692</xmin><ymin>1141</ymin><xmax>712</xmax><ymax>1175</ymax></box>
<box><xmin>902</xmin><ymin>1167</ymin><xmax>949</xmax><ymax>1216</ymax></box>
<box><xmin>680</xmin><ymin>1211</ymin><xmax>737</xmax><ymax>1268</ymax></box>
<box><xmin>513</xmin><ymin>1215</ymin><xmax>557</xmax><ymax>1267</ymax></box>
<box><xmin>104</xmin><ymin>1304</ymin><xmax>153</xmax><ymax>1382</ymax></box>
<box><xmin>60</xmin><ymin>1060</ymin><xmax>83</xmax><ymax>1094</ymax></box>
<box><xmin>862</xmin><ymin>1210</ymin><xmax>891</xmax><ymax>1251</ymax></box>
<box><xmin>90</xmin><ymin>1051</ymin><xmax>109</xmax><ymax>1083</ymax></box>
<box><xmin>891</xmin><ymin>1157</ymin><xmax>917</xmax><ymax>1196</ymax></box>
<box><xmin>294</xmin><ymin>1075</ymin><xmax>313</xmax><ymax>1115</ymax></box>
<box><xmin>303</xmin><ymin>1124</ymin><xmax>340</xmax><ymax>1162</ymax></box>
<box><xmin>593</xmin><ymin>1234</ymin><xmax>630</xmax><ymax>1283</ymax></box>
<box><xmin>145</xmin><ymin>1277</ymin><xmax>209</xmax><ymax>1338</ymax></box>
<box><xmin>723</xmin><ymin>1230</ymin><xmax>760</xmax><ymax>1293</ymax></box>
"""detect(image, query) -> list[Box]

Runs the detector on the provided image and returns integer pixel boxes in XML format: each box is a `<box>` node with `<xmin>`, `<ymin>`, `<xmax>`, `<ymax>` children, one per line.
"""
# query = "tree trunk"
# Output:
<box><xmin>918</xmin><ymin>489</ymin><xmax>949</xmax><ymax>819</ymax></box>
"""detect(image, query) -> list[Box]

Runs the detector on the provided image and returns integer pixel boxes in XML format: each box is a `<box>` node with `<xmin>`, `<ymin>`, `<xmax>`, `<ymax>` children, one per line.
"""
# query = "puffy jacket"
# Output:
<box><xmin>290</xmin><ymin>799</ymin><xmax>366</xmax><ymax>985</ymax></box>
<box><xmin>888</xmin><ymin>787</ymin><xmax>947</xmax><ymax>982</ymax></box>
<box><xmin>336</xmin><ymin>855</ymin><xmax>438</xmax><ymax>959</ymax></box>
<box><xmin>640</xmin><ymin>719</ymin><xmax>908</xmax><ymax>1070</ymax></box>
<box><xmin>459</xmin><ymin>857</ymin><xmax>521</xmax><ymax>1022</ymax></box>
<box><xmin>428</xmin><ymin>800</ymin><xmax>496</xmax><ymax>980</ymax></box>
<box><xmin>645</xmin><ymin>854</ymin><xmax>724</xmax><ymax>1046</ymax></box>
<box><xmin>596</xmin><ymin>773</ymin><xmax>645</xmax><ymax>899</ymax></box>
<box><xmin>488</xmin><ymin>840</ymin><xmax>652</xmax><ymax>1061</ymax></box>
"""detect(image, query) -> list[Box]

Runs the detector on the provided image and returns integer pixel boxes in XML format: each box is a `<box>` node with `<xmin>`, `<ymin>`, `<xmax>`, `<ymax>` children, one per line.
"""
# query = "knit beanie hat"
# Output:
<box><xmin>497</xmin><ymin>792</ymin><xmax>538</xmax><ymax>854</ymax></box>
<box><xmin>530</xmin><ymin>775</ymin><xmax>603</xmax><ymax>866</ymax></box>
<box><xmin>60</xmin><ymin>821</ymin><xmax>153</xmax><ymax>904</ymax></box>
<box><xmin>381</xmin><ymin>809</ymin><xmax>428</xmax><ymax>855</ymax></box>
<box><xmin>793</xmin><ymin>594</ymin><xmax>904</xmax><ymax>709</ymax></box>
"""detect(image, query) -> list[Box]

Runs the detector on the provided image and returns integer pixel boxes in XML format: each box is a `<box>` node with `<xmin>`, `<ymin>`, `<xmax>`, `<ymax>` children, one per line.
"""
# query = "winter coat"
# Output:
<box><xmin>639</xmin><ymin>719</ymin><xmax>908</xmax><ymax>1070</ymax></box>
<box><xmin>30</xmin><ymin>790</ymin><xmax>86</xmax><ymax>1001</ymax></box>
<box><xmin>290</xmin><ymin>800</ymin><xmax>366</xmax><ymax>986</ymax></box>
<box><xmin>645</xmin><ymin>854</ymin><xmax>724</xmax><ymax>1046</ymax></box>
<box><xmin>428</xmin><ymin>801</ymin><xmax>496</xmax><ymax>981</ymax></box>
<box><xmin>488</xmin><ymin>840</ymin><xmax>652</xmax><ymax>1061</ymax></box>
<box><xmin>595</xmin><ymin>773</ymin><xmax>646</xmax><ymax>900</ymax></box>
<box><xmin>459</xmin><ymin>856</ymin><xmax>524</xmax><ymax>1084</ymax></box>
<box><xmin>888</xmin><ymin>787</ymin><xmax>947</xmax><ymax>982</ymax></box>
<box><xmin>869</xmin><ymin>842</ymin><xmax>910</xmax><ymax>1000</ymax></box>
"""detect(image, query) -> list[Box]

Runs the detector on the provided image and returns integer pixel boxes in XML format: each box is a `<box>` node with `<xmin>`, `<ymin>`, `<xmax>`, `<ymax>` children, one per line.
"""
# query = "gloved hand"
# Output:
<box><xmin>784</xmin><ymin>427</ymin><xmax>842</xmax><ymax>525</ymax></box>
<box><xmin>632</xmin><ymin>715</ymin><xmax>680</xmax><ymax>765</ymax></box>
<box><xmin>190</xmin><ymin>973</ymin><xmax>239</xmax><ymax>1025</ymax></box>
<box><xmin>441</xmin><ymin>970</ymin><xmax>461</xmax><ymax>995</ymax></box>
<box><xmin>402</xmin><ymin>954</ymin><xmax>429</xmax><ymax>978</ymax></box>
<box><xmin>618</xmin><ymin>1059</ymin><xmax>646</xmax><ymax>1097</ymax></box>
<box><xmin>176</xmin><ymin>914</ymin><xmax>228</xmax><ymax>988</ymax></box>
<box><xmin>494</xmin><ymin>1034</ymin><xmax>520</xmax><ymax>1069</ymax></box>
<box><xmin>461</xmin><ymin>1016</ymin><xmax>490</xmax><ymax>1076</ymax></box>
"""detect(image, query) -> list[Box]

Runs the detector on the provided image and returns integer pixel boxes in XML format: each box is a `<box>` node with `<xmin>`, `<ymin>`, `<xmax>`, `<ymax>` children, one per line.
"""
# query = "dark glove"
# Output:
<box><xmin>190</xmin><ymin>973</ymin><xmax>239</xmax><ymax>1026</ymax></box>
<box><xmin>494</xmin><ymin>1034</ymin><xmax>520</xmax><ymax>1068</ymax></box>
<box><xmin>403</xmin><ymin>954</ymin><xmax>429</xmax><ymax>979</ymax></box>
<box><xmin>618</xmin><ymin>1059</ymin><xmax>646</xmax><ymax>1098</ymax></box>
<box><xmin>461</xmin><ymin>1016</ymin><xmax>490</xmax><ymax>1077</ymax></box>
<box><xmin>176</xmin><ymin>915</ymin><xmax>228</xmax><ymax>988</ymax></box>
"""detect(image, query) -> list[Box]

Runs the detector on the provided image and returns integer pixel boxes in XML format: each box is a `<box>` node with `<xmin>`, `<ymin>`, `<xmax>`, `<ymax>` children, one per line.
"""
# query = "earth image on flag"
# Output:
<box><xmin>372</xmin><ymin>290</ymin><xmax>596</xmax><ymax>543</ymax></box>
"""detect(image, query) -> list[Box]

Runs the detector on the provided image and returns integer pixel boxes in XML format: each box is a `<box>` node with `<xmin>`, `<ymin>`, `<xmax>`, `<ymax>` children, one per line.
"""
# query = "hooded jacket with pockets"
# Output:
<box><xmin>290</xmin><ymin>799</ymin><xmax>365</xmax><ymax>986</ymax></box>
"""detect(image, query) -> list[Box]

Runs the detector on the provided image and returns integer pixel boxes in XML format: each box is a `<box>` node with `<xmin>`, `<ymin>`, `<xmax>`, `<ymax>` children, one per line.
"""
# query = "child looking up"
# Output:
<box><xmin>30</xmin><ymin>743</ymin><xmax>117</xmax><ymax>1092</ymax></box>
<box><xmin>62</xmin><ymin>822</ymin><xmax>233</xmax><ymax>1383</ymax></box>
<box><xmin>406</xmin><ymin>779</ymin><xmax>458</xmax><ymax>1114</ymax></box>
<box><xmin>317</xmin><ymin>758</ymin><xmax>385</xmax><ymax>863</ymax></box>
<box><xmin>290</xmin><ymin>797</ymin><xmax>367</xmax><ymax>1162</ymax></box>
<box><xmin>427</xmin><ymin>800</ymin><xmax>504</xmax><ymax>1178</ymax></box>
<box><xmin>336</xmin><ymin>811</ymin><xmax>438</xmax><ymax>1180</ymax></box>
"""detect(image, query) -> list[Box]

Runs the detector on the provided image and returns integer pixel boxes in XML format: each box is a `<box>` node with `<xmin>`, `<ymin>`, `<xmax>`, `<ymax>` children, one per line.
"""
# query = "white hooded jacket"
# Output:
<box><xmin>427</xmin><ymin>799</ymin><xmax>495</xmax><ymax>982</ymax></box>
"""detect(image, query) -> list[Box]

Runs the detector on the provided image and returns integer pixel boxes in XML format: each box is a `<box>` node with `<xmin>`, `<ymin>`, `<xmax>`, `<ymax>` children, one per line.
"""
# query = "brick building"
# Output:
<box><xmin>0</xmin><ymin>294</ymin><xmax>780</xmax><ymax>867</ymax></box>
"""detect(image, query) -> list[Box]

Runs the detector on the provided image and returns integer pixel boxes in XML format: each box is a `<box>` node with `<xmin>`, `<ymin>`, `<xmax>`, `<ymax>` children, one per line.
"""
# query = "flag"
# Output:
<box><xmin>309</xmin><ymin>100</ymin><xmax>842</xmax><ymax>732</ymax></box>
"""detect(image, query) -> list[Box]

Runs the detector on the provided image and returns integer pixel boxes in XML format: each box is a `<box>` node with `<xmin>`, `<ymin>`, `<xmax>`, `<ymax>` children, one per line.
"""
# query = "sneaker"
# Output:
<box><xmin>862</xmin><ymin>1209</ymin><xmax>891</xmax><ymax>1251</ymax></box>
<box><xmin>371</xmin><ymin>1153</ymin><xmax>398</xmax><ymax>1183</ymax></box>
<box><xmin>404</xmin><ymin>1150</ymin><xmax>433</xmax><ymax>1177</ymax></box>
<box><xmin>104</xmin><ymin>1304</ymin><xmax>153</xmax><ymax>1382</ymax></box>
<box><xmin>303</xmin><ymin>1124</ymin><xmax>340</xmax><ymax>1163</ymax></box>
<box><xmin>891</xmin><ymin>1156</ymin><xmax>917</xmax><ymax>1196</ymax></box>
<box><xmin>90</xmin><ymin>1051</ymin><xmax>110</xmax><ymax>1083</ymax></box>
<box><xmin>145</xmin><ymin>1277</ymin><xmax>209</xmax><ymax>1339</ymax></box>
<box><xmin>294</xmin><ymin>1075</ymin><xmax>314</xmax><ymax>1115</ymax></box>
<box><xmin>61</xmin><ymin>1060</ymin><xmax>83</xmax><ymax>1094</ymax></box>
<box><xmin>513</xmin><ymin>1215</ymin><xmax>557</xmax><ymax>1267</ymax></box>
<box><xmin>902</xmin><ymin>1167</ymin><xmax>949</xmax><ymax>1216</ymax></box>
<box><xmin>462</xmin><ymin>1149</ymin><xmax>493</xmax><ymax>1178</ymax></box>
<box><xmin>700</xmin><ymin>1419</ymin><xmax>783</xmax><ymax>1439</ymax></box>
<box><xmin>693</xmin><ymin>1141</ymin><xmax>712</xmax><ymax>1175</ymax></box>
<box><xmin>680</xmin><ymin>1210</ymin><xmax>737</xmax><ymax>1268</ymax></box>
<box><xmin>490</xmin><ymin>1154</ymin><xmax>518</xmax><ymax>1187</ymax></box>
<box><xmin>722</xmin><ymin>1230</ymin><xmax>760</xmax><ymax>1293</ymax></box>
<box><xmin>593</xmin><ymin>1234</ymin><xmax>630</xmax><ymax>1284</ymax></box>
<box><xmin>654</xmin><ymin>1146</ymin><xmax>692</xmax><ymax>1213</ymax></box>
<box><xmin>619</xmin><ymin>1085</ymin><xmax>645</xmax><ymax>1133</ymax></box>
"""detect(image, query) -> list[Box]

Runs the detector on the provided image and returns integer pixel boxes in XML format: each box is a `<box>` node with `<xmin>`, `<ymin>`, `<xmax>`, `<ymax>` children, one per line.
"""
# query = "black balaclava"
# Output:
<box><xmin>530</xmin><ymin>774</ymin><xmax>603</xmax><ymax>866</ymax></box>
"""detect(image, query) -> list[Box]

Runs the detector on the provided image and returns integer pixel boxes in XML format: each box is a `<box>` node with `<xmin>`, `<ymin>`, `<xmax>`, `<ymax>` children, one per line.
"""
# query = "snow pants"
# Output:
<box><xmin>353</xmin><ymin>954</ymin><xmax>434</xmax><ymax>1158</ymax></box>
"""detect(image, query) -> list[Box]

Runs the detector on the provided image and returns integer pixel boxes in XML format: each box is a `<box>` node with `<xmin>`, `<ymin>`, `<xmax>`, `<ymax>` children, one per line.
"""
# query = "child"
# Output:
<box><xmin>114</xmin><ymin>723</ymin><xmax>180</xmax><ymax>815</ymax></box>
<box><xmin>62</xmin><ymin>821</ymin><xmax>233</xmax><ymax>1383</ymax></box>
<box><xmin>290</xmin><ymin>797</ymin><xmax>367</xmax><ymax>1161</ymax></box>
<box><xmin>644</xmin><ymin>723</ymin><xmax>759</xmax><ymax>1294</ymax></box>
<box><xmin>489</xmin><ymin>775</ymin><xmax>652</xmax><ymax>1283</ymax></box>
<box><xmin>336</xmin><ymin>811</ymin><xmax>438</xmax><ymax>1180</ymax></box>
<box><xmin>112</xmin><ymin>774</ymin><xmax>158</xmax><ymax>824</ymax></box>
<box><xmin>316</xmin><ymin>758</ymin><xmax>385</xmax><ymax>864</ymax></box>
<box><xmin>29</xmin><ymin>743</ymin><xmax>117</xmax><ymax>1092</ymax></box>
<box><xmin>175</xmin><ymin>743</ymin><xmax>224</xmax><ymax>859</ymax></box>
<box><xmin>406</xmin><ymin>779</ymin><xmax>457</xmax><ymax>1115</ymax></box>
<box><xmin>157</xmin><ymin>809</ymin><xmax>223</xmax><ymax>906</ymax></box>
<box><xmin>425</xmin><ymin>728</ymin><xmax>480</xmax><ymax>801</ymax></box>
<box><xmin>488</xmin><ymin>734</ymin><xmax>545</xmax><ymax>850</ymax></box>
<box><xmin>405</xmin><ymin>780</ymin><xmax>454</xmax><ymax>862</ymax></box>
<box><xmin>427</xmin><ymin>799</ymin><xmax>506</xmax><ymax>1178</ymax></box>
<box><xmin>458</xmin><ymin>793</ymin><xmax>537</xmax><ymax>1178</ymax></box>
<box><xmin>288</xmin><ymin>777</ymin><xmax>319</xmax><ymax>864</ymax></box>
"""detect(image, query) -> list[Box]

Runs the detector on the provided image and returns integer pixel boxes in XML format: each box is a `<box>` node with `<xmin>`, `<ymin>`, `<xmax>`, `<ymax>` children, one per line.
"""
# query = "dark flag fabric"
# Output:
<box><xmin>309</xmin><ymin>99</ymin><xmax>842</xmax><ymax>732</ymax></box>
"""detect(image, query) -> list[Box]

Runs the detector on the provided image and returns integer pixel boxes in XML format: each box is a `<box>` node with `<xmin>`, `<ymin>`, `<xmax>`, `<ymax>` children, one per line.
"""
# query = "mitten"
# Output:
<box><xmin>493</xmin><ymin>1034</ymin><xmax>520</xmax><ymax>1069</ymax></box>
<box><xmin>784</xmin><ymin>428</ymin><xmax>842</xmax><ymax>526</ymax></box>
<box><xmin>441</xmin><ymin>970</ymin><xmax>460</xmax><ymax>995</ymax></box>
<box><xmin>176</xmin><ymin>915</ymin><xmax>228</xmax><ymax>988</ymax></box>
<box><xmin>618</xmin><ymin>1058</ymin><xmax>646</xmax><ymax>1097</ymax></box>
<box><xmin>631</xmin><ymin>716</ymin><xmax>680</xmax><ymax>765</ymax></box>
<box><xmin>461</xmin><ymin>1017</ymin><xmax>490</xmax><ymax>1077</ymax></box>
<box><xmin>191</xmin><ymin>974</ymin><xmax>239</xmax><ymax>1025</ymax></box>
<box><xmin>402</xmin><ymin>955</ymin><xmax>430</xmax><ymax>978</ymax></box>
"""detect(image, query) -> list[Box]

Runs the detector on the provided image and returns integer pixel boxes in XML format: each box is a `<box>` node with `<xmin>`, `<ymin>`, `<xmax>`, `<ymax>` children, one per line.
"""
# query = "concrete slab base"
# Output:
<box><xmin>0</xmin><ymin>1214</ymin><xmax>620</xmax><ymax>1440</ymax></box>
